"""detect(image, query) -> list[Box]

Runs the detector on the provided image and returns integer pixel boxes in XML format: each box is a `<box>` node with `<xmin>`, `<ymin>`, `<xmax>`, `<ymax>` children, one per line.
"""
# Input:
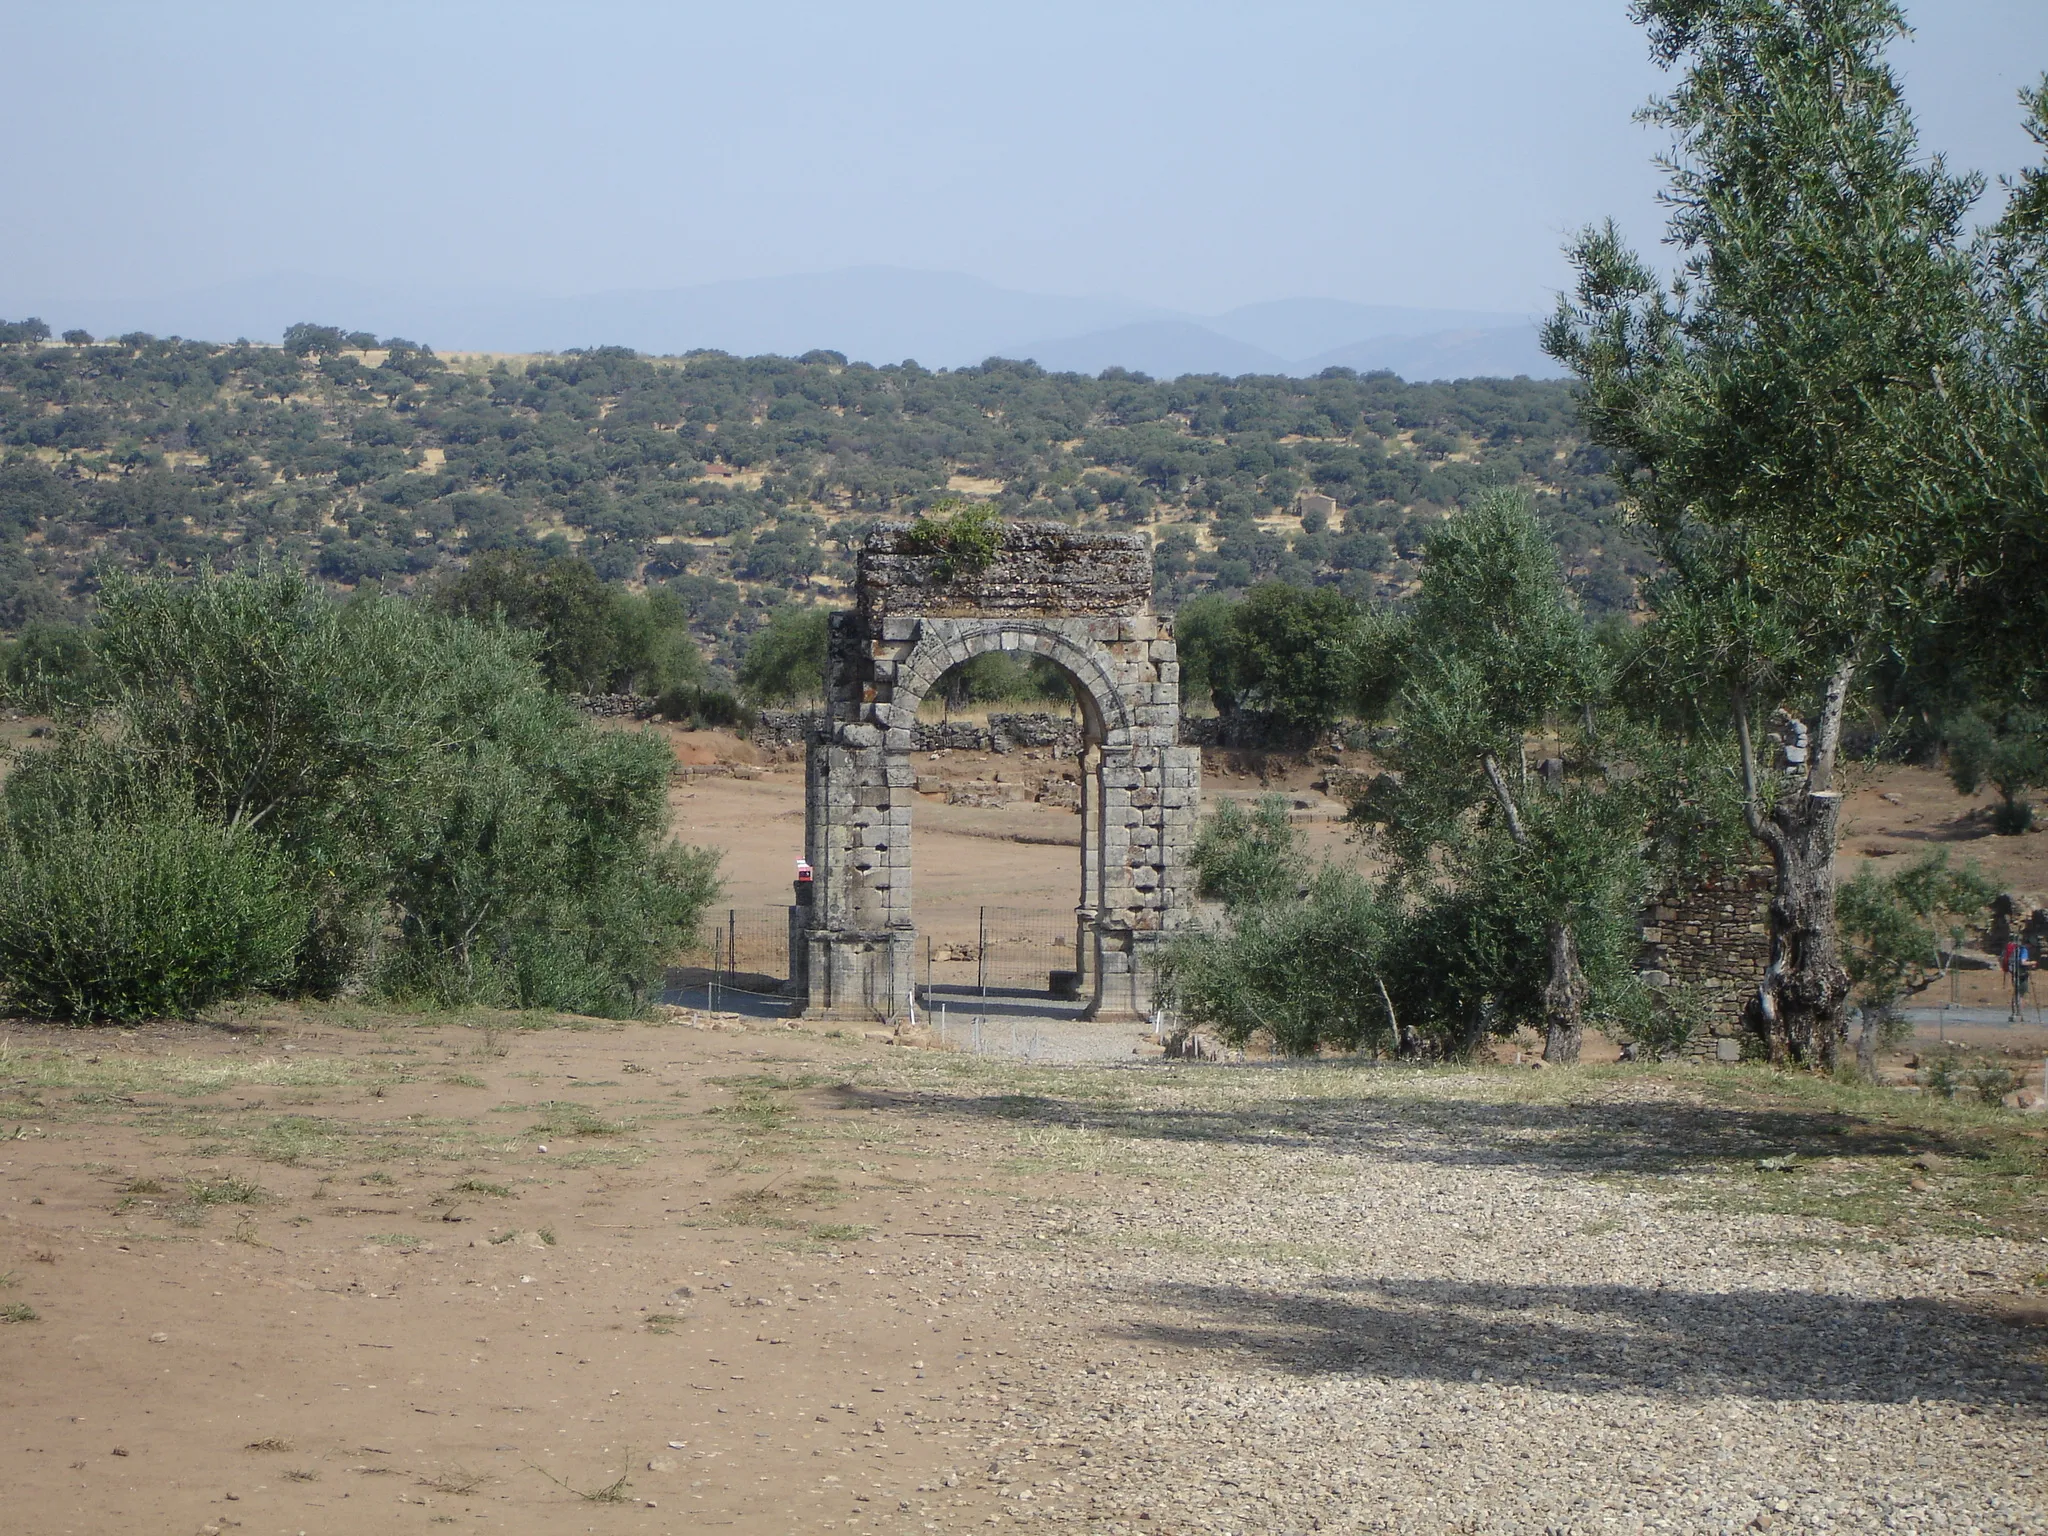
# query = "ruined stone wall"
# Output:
<box><xmin>1636</xmin><ymin>867</ymin><xmax>1773</xmax><ymax>1054</ymax></box>
<box><xmin>750</xmin><ymin>710</ymin><xmax>1084</xmax><ymax>756</ymax></box>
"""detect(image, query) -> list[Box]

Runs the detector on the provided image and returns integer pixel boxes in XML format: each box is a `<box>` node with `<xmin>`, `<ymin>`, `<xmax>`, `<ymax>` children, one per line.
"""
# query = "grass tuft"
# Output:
<box><xmin>528</xmin><ymin>1101</ymin><xmax>628</xmax><ymax>1138</ymax></box>
<box><xmin>528</xmin><ymin>1455</ymin><xmax>633</xmax><ymax>1504</ymax></box>
<box><xmin>419</xmin><ymin>1466</ymin><xmax>488</xmax><ymax>1495</ymax></box>
<box><xmin>186</xmin><ymin>1174</ymin><xmax>267</xmax><ymax>1206</ymax></box>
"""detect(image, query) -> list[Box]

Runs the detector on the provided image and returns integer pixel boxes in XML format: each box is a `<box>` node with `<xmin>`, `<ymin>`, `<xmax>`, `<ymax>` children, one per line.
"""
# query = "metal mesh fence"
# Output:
<box><xmin>676</xmin><ymin>908</ymin><xmax>792</xmax><ymax>982</ymax></box>
<box><xmin>675</xmin><ymin>906</ymin><xmax>1082</xmax><ymax>996</ymax></box>
<box><xmin>922</xmin><ymin>906</ymin><xmax>1078</xmax><ymax>994</ymax></box>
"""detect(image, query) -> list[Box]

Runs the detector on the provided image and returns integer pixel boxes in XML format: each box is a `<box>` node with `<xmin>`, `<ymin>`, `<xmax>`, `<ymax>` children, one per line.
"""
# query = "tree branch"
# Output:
<box><xmin>1809</xmin><ymin>654</ymin><xmax>1856</xmax><ymax>794</ymax></box>
<box><xmin>1481</xmin><ymin>752</ymin><xmax>1529</xmax><ymax>847</ymax></box>
<box><xmin>1732</xmin><ymin>689</ymin><xmax>1782</xmax><ymax>853</ymax></box>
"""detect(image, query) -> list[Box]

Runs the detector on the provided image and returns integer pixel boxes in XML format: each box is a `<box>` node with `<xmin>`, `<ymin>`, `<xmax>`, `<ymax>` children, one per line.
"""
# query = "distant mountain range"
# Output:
<box><xmin>20</xmin><ymin>266</ymin><xmax>1566</xmax><ymax>382</ymax></box>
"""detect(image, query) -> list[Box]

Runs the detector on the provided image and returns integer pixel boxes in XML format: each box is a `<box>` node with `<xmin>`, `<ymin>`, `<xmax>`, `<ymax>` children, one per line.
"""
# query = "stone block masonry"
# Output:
<box><xmin>798</xmin><ymin>521</ymin><xmax>1198</xmax><ymax>1022</ymax></box>
<box><xmin>858</xmin><ymin>522</ymin><xmax>1151</xmax><ymax>622</ymax></box>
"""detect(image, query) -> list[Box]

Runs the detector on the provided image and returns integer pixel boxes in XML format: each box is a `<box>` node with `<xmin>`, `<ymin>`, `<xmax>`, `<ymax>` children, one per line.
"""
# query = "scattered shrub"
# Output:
<box><xmin>656</xmin><ymin>683</ymin><xmax>751</xmax><ymax>730</ymax></box>
<box><xmin>0</xmin><ymin>793</ymin><xmax>306</xmax><ymax>1023</ymax></box>
<box><xmin>1621</xmin><ymin>982</ymin><xmax>1710</xmax><ymax>1061</ymax></box>
<box><xmin>1159</xmin><ymin>866</ymin><xmax>1402</xmax><ymax>1057</ymax></box>
<box><xmin>901</xmin><ymin>498</ymin><xmax>1004</xmax><ymax>581</ymax></box>
<box><xmin>0</xmin><ymin>566</ymin><xmax>722</xmax><ymax>1022</ymax></box>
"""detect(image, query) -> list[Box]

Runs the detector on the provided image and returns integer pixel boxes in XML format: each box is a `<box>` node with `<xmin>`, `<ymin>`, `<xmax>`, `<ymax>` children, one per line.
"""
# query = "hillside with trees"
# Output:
<box><xmin>0</xmin><ymin>331</ymin><xmax>1636</xmax><ymax>676</ymax></box>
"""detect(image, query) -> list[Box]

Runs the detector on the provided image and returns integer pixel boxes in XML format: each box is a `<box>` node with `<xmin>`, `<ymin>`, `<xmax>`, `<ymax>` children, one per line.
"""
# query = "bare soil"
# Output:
<box><xmin>2</xmin><ymin>1009</ymin><xmax>2042</xmax><ymax>1535</ymax></box>
<box><xmin>0</xmin><ymin>1007</ymin><xmax>1043</xmax><ymax>1534</ymax></box>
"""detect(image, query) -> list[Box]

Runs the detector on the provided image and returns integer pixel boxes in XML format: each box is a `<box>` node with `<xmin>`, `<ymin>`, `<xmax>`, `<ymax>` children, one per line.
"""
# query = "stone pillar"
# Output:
<box><xmin>1075</xmin><ymin>739</ymin><xmax>1101</xmax><ymax>988</ymax></box>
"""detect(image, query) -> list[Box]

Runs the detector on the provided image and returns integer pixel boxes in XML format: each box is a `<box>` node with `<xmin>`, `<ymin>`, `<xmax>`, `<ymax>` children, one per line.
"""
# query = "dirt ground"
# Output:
<box><xmin>1</xmin><ymin>1009</ymin><xmax>2043</xmax><ymax>1535</ymax></box>
<box><xmin>0</xmin><ymin>1008</ymin><xmax>1042</xmax><ymax>1534</ymax></box>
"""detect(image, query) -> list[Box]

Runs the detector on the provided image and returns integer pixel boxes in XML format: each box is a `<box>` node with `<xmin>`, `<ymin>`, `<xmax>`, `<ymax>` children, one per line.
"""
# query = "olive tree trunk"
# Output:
<box><xmin>1541</xmin><ymin>918</ymin><xmax>1590</xmax><ymax>1064</ymax></box>
<box><xmin>1483</xmin><ymin>752</ymin><xmax>1589</xmax><ymax>1064</ymax></box>
<box><xmin>1735</xmin><ymin>662</ymin><xmax>1854</xmax><ymax>1071</ymax></box>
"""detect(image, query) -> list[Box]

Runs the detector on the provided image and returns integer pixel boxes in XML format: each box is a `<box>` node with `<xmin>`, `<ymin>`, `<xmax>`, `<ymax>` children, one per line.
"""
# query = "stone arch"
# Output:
<box><xmin>795</xmin><ymin>521</ymin><xmax>1200</xmax><ymax>1024</ymax></box>
<box><xmin>886</xmin><ymin>620</ymin><xmax>1132</xmax><ymax>749</ymax></box>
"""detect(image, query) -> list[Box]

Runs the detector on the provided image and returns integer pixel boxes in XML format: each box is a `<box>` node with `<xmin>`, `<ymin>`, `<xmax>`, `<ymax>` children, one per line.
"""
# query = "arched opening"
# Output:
<box><xmin>900</xmin><ymin>648</ymin><xmax>1097</xmax><ymax>1019</ymax></box>
<box><xmin>886</xmin><ymin>625</ymin><xmax>1132</xmax><ymax>1019</ymax></box>
<box><xmin>923</xmin><ymin>651</ymin><xmax>1078</xmax><ymax>725</ymax></box>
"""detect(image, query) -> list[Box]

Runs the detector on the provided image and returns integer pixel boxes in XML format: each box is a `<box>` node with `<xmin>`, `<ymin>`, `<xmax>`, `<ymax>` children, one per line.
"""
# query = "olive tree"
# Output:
<box><xmin>1545</xmin><ymin>0</ymin><xmax>1984</xmax><ymax>1069</ymax></box>
<box><xmin>1364</xmin><ymin>489</ymin><xmax>1643</xmax><ymax>1062</ymax></box>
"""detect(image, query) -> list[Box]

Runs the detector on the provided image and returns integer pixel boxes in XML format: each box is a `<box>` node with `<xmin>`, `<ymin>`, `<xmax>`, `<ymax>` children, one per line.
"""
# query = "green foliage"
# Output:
<box><xmin>1189</xmin><ymin>795</ymin><xmax>1300</xmax><ymax>910</ymax></box>
<box><xmin>1944</xmin><ymin>710</ymin><xmax>2048</xmax><ymax>834</ymax></box>
<box><xmin>1371</xmin><ymin>491</ymin><xmax>1596</xmax><ymax>851</ymax></box>
<box><xmin>1837</xmin><ymin>850</ymin><xmax>1996</xmax><ymax>1013</ymax></box>
<box><xmin>0</xmin><ymin>339</ymin><xmax>1640</xmax><ymax>674</ymax></box>
<box><xmin>654</xmin><ymin>683</ymin><xmax>751</xmax><ymax>730</ymax></box>
<box><xmin>934</xmin><ymin>651</ymin><xmax>1072</xmax><ymax>710</ymax></box>
<box><xmin>375</xmin><ymin>687</ymin><xmax>723</xmax><ymax>1016</ymax></box>
<box><xmin>0</xmin><ymin>785</ymin><xmax>306</xmax><ymax>1022</ymax></box>
<box><xmin>1364</xmin><ymin>490</ymin><xmax>1652</xmax><ymax>1053</ymax></box>
<box><xmin>1169</xmin><ymin>582</ymin><xmax>1375</xmax><ymax>732</ymax></box>
<box><xmin>433</xmin><ymin>549</ymin><xmax>701</xmax><ymax>695</ymax></box>
<box><xmin>1159</xmin><ymin>866</ymin><xmax>1403</xmax><ymax>1057</ymax></box>
<box><xmin>1543</xmin><ymin>0</ymin><xmax>1995</xmax><ymax>1066</ymax></box>
<box><xmin>1405</xmin><ymin>490</ymin><xmax>1594</xmax><ymax>742</ymax></box>
<box><xmin>1224</xmin><ymin>582</ymin><xmax>1368</xmax><ymax>734</ymax></box>
<box><xmin>737</xmin><ymin>606</ymin><xmax>830</xmax><ymax>705</ymax></box>
<box><xmin>1546</xmin><ymin>0</ymin><xmax>1980</xmax><ymax>659</ymax></box>
<box><xmin>1391</xmin><ymin>784</ymin><xmax>1651</xmax><ymax>1047</ymax></box>
<box><xmin>1617</xmin><ymin>981</ymin><xmax>1711</xmax><ymax>1062</ymax></box>
<box><xmin>1172</xmin><ymin>592</ymin><xmax>1237</xmax><ymax>713</ymax></box>
<box><xmin>3</xmin><ymin>619</ymin><xmax>98</xmax><ymax>713</ymax></box>
<box><xmin>4</xmin><ymin>566</ymin><xmax>721</xmax><ymax>1019</ymax></box>
<box><xmin>1178</xmin><ymin>492</ymin><xmax>1658</xmax><ymax>1060</ymax></box>
<box><xmin>900</xmin><ymin>498</ymin><xmax>1004</xmax><ymax>581</ymax></box>
<box><xmin>1919</xmin><ymin>1048</ymin><xmax>2013</xmax><ymax>1105</ymax></box>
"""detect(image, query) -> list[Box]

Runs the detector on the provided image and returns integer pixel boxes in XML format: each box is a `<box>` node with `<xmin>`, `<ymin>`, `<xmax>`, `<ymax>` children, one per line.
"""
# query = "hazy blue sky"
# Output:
<box><xmin>6</xmin><ymin>0</ymin><xmax>2047</xmax><ymax>316</ymax></box>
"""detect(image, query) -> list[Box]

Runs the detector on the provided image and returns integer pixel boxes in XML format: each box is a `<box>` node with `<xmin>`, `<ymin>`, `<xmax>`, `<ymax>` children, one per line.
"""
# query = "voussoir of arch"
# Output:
<box><xmin>885</xmin><ymin>620</ymin><xmax>1132</xmax><ymax>747</ymax></box>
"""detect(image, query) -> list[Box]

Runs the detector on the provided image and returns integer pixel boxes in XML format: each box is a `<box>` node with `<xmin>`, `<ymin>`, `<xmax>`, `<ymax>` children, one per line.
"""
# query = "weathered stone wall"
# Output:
<box><xmin>1636</xmin><ymin>867</ymin><xmax>1773</xmax><ymax>1055</ymax></box>
<box><xmin>856</xmin><ymin>522</ymin><xmax>1151</xmax><ymax>622</ymax></box>
<box><xmin>751</xmin><ymin>708</ymin><xmax>816</xmax><ymax>747</ymax></box>
<box><xmin>571</xmin><ymin>692</ymin><xmax>657</xmax><ymax>719</ymax></box>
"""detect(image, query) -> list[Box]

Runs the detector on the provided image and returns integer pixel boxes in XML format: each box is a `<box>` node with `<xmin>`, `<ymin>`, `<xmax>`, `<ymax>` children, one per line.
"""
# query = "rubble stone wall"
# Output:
<box><xmin>749</xmin><ymin>711</ymin><xmax>1084</xmax><ymax>755</ymax></box>
<box><xmin>1636</xmin><ymin>867</ymin><xmax>1774</xmax><ymax>1054</ymax></box>
<box><xmin>856</xmin><ymin>521</ymin><xmax>1150</xmax><ymax>622</ymax></box>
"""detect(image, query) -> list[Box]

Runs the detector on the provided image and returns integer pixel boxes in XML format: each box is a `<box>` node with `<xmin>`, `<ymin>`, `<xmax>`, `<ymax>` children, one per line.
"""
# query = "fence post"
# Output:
<box><xmin>978</xmin><ymin>906</ymin><xmax>988</xmax><ymax>1002</ymax></box>
<box><xmin>728</xmin><ymin>909</ymin><xmax>737</xmax><ymax>988</ymax></box>
<box><xmin>711</xmin><ymin>929</ymin><xmax>721</xmax><ymax>1012</ymax></box>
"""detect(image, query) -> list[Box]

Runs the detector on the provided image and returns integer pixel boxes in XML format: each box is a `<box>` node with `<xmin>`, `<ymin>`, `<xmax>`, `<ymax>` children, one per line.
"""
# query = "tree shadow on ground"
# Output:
<box><xmin>1107</xmin><ymin>1275</ymin><xmax>2048</xmax><ymax>1408</ymax></box>
<box><xmin>827</xmin><ymin>1079</ymin><xmax>1976</xmax><ymax>1177</ymax></box>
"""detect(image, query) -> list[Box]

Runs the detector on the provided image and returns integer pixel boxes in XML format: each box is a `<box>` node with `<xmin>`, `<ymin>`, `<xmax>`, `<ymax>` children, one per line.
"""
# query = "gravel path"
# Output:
<box><xmin>855</xmin><ymin>1058</ymin><xmax>2048</xmax><ymax>1534</ymax></box>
